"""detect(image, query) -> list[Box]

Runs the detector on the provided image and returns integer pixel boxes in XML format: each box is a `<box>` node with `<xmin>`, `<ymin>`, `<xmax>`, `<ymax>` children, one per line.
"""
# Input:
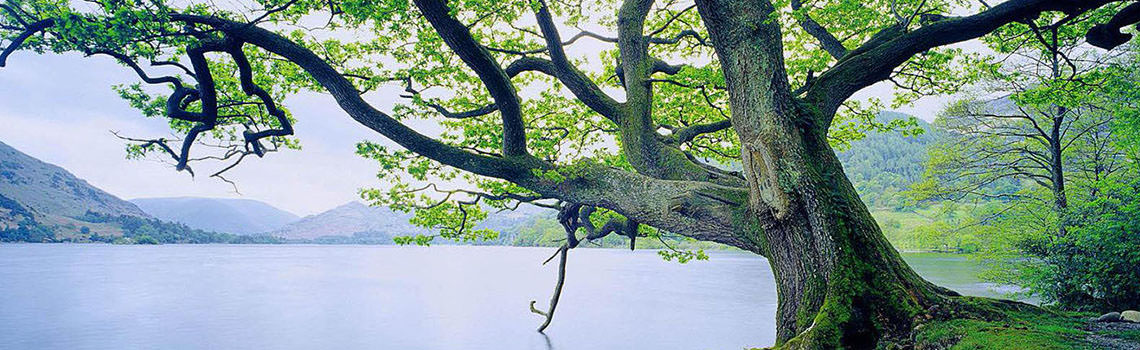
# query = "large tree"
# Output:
<box><xmin>3</xmin><ymin>0</ymin><xmax>1139</xmax><ymax>348</ymax></box>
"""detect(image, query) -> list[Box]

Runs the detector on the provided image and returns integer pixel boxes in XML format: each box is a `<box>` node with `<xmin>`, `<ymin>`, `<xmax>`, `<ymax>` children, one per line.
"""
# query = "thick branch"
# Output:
<box><xmin>413</xmin><ymin>0</ymin><xmax>528</xmax><ymax>156</ymax></box>
<box><xmin>429</xmin><ymin>103</ymin><xmax>498</xmax><ymax>119</ymax></box>
<box><xmin>168</xmin><ymin>14</ymin><xmax>757</xmax><ymax>253</ymax></box>
<box><xmin>1087</xmin><ymin>2</ymin><xmax>1140</xmax><ymax>49</ymax></box>
<box><xmin>806</xmin><ymin>0</ymin><xmax>1119</xmax><ymax>123</ymax></box>
<box><xmin>532</xmin><ymin>2</ymin><xmax>624</xmax><ymax>122</ymax></box>
<box><xmin>223</xmin><ymin>41</ymin><xmax>294</xmax><ymax>156</ymax></box>
<box><xmin>670</xmin><ymin>119</ymin><xmax>732</xmax><ymax>144</ymax></box>
<box><xmin>171</xmin><ymin>14</ymin><xmax>532</xmax><ymax>179</ymax></box>
<box><xmin>651</xmin><ymin>58</ymin><xmax>685</xmax><ymax>75</ymax></box>
<box><xmin>790</xmin><ymin>0</ymin><xmax>848</xmax><ymax>59</ymax></box>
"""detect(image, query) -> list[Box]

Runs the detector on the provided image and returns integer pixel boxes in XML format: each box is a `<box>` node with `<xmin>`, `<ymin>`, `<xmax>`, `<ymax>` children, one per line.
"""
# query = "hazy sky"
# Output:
<box><xmin>0</xmin><ymin>53</ymin><xmax>388</xmax><ymax>216</ymax></box>
<box><xmin>0</xmin><ymin>46</ymin><xmax>953</xmax><ymax>216</ymax></box>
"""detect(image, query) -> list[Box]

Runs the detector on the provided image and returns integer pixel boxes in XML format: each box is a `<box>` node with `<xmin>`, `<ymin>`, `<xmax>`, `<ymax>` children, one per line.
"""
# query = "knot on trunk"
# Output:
<box><xmin>742</xmin><ymin>142</ymin><xmax>790</xmax><ymax>218</ymax></box>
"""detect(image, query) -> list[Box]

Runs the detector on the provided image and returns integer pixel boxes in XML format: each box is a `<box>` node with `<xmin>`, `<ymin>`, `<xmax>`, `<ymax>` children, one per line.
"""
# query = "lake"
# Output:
<box><xmin>0</xmin><ymin>245</ymin><xmax>1009</xmax><ymax>350</ymax></box>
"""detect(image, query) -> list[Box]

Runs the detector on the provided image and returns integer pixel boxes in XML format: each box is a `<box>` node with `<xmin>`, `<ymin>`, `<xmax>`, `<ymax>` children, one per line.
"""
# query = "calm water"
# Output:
<box><xmin>0</xmin><ymin>245</ymin><xmax>1005</xmax><ymax>350</ymax></box>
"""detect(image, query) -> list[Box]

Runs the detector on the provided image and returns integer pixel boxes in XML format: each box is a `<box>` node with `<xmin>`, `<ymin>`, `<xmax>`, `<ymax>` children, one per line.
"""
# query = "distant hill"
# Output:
<box><xmin>270</xmin><ymin>201</ymin><xmax>551</xmax><ymax>244</ymax></box>
<box><xmin>268</xmin><ymin>201</ymin><xmax>422</xmax><ymax>241</ymax></box>
<box><xmin>131</xmin><ymin>197</ymin><xmax>299</xmax><ymax>235</ymax></box>
<box><xmin>836</xmin><ymin>111</ymin><xmax>940</xmax><ymax>209</ymax></box>
<box><xmin>0</xmin><ymin>140</ymin><xmax>148</xmax><ymax>218</ymax></box>
<box><xmin>0</xmin><ymin>140</ymin><xmax>277</xmax><ymax>244</ymax></box>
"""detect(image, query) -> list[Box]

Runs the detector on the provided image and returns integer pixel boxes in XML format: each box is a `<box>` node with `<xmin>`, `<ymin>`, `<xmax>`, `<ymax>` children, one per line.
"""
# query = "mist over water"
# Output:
<box><xmin>0</xmin><ymin>245</ymin><xmax>1001</xmax><ymax>350</ymax></box>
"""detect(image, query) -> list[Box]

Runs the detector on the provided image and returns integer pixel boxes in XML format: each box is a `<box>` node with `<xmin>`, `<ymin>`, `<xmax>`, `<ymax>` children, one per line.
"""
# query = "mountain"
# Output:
<box><xmin>0</xmin><ymin>140</ymin><xmax>278</xmax><ymax>244</ymax></box>
<box><xmin>0</xmin><ymin>140</ymin><xmax>148</xmax><ymax>218</ymax></box>
<box><xmin>836</xmin><ymin>111</ymin><xmax>941</xmax><ymax>209</ymax></box>
<box><xmin>131</xmin><ymin>197</ymin><xmax>299</xmax><ymax>235</ymax></box>
<box><xmin>267</xmin><ymin>201</ymin><xmax>421</xmax><ymax>241</ymax></box>
<box><xmin>270</xmin><ymin>201</ymin><xmax>551</xmax><ymax>243</ymax></box>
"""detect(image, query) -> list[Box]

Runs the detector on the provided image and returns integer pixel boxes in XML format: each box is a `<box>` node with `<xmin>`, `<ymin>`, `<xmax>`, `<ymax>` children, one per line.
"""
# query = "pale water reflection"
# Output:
<box><xmin>0</xmin><ymin>245</ymin><xmax>1007</xmax><ymax>350</ymax></box>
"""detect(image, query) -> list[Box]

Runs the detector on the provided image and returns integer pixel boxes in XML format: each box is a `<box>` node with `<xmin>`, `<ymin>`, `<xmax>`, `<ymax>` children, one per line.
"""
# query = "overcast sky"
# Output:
<box><xmin>0</xmin><ymin>47</ymin><xmax>953</xmax><ymax>216</ymax></box>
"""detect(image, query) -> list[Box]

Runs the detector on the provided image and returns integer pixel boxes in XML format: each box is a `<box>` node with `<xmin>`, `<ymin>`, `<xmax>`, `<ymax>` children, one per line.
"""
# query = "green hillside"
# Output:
<box><xmin>0</xmin><ymin>140</ymin><xmax>280</xmax><ymax>244</ymax></box>
<box><xmin>835</xmin><ymin>111</ymin><xmax>938</xmax><ymax>210</ymax></box>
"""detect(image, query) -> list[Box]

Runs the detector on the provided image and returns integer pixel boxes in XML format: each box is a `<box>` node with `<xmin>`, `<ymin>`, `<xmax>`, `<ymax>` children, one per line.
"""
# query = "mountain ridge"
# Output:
<box><xmin>0</xmin><ymin>140</ymin><xmax>147</xmax><ymax>219</ymax></box>
<box><xmin>131</xmin><ymin>197</ymin><xmax>299</xmax><ymax>235</ymax></box>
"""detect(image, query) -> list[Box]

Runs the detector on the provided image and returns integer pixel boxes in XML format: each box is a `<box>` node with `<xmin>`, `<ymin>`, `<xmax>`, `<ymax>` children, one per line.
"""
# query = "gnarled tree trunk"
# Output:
<box><xmin>746</xmin><ymin>130</ymin><xmax>955</xmax><ymax>347</ymax></box>
<box><xmin>696</xmin><ymin>0</ymin><xmax>958</xmax><ymax>347</ymax></box>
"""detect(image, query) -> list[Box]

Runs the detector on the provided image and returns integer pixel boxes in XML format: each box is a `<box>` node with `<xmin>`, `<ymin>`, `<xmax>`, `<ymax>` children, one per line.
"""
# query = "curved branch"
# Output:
<box><xmin>647</xmin><ymin>29</ymin><xmax>707</xmax><ymax>45</ymax></box>
<box><xmin>486</xmin><ymin>30</ymin><xmax>616</xmax><ymax>55</ymax></box>
<box><xmin>222</xmin><ymin>41</ymin><xmax>294</xmax><ymax>156</ymax></box>
<box><xmin>171</xmin><ymin>13</ymin><xmax>534</xmax><ymax>179</ymax></box>
<box><xmin>413</xmin><ymin>0</ymin><xmax>528</xmax><ymax>156</ymax></box>
<box><xmin>533</xmin><ymin>1</ymin><xmax>624</xmax><ymax>122</ymax></box>
<box><xmin>671</xmin><ymin>119</ymin><xmax>732</xmax><ymax>144</ymax></box>
<box><xmin>0</xmin><ymin>19</ymin><xmax>53</xmax><ymax>67</ymax></box>
<box><xmin>651</xmin><ymin>58</ymin><xmax>685</xmax><ymax>75</ymax></box>
<box><xmin>1087</xmin><ymin>2</ymin><xmax>1140</xmax><ymax>50</ymax></box>
<box><xmin>89</xmin><ymin>50</ymin><xmax>184</xmax><ymax>88</ymax></box>
<box><xmin>805</xmin><ymin>0</ymin><xmax>1120</xmax><ymax>124</ymax></box>
<box><xmin>167</xmin><ymin>14</ymin><xmax>756</xmax><ymax>255</ymax></box>
<box><xmin>429</xmin><ymin>103</ymin><xmax>498</xmax><ymax>119</ymax></box>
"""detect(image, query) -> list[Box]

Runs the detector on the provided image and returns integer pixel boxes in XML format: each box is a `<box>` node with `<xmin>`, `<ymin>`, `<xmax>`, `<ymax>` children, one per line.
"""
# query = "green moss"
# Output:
<box><xmin>913</xmin><ymin>302</ymin><xmax>1087</xmax><ymax>350</ymax></box>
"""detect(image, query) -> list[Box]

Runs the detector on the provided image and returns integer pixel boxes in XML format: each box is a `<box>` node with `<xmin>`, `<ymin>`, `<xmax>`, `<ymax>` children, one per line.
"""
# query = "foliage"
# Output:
<box><xmin>0</xmin><ymin>0</ymin><xmax>975</xmax><ymax>249</ymax></box>
<box><xmin>986</xmin><ymin>177</ymin><xmax>1140</xmax><ymax>311</ymax></box>
<box><xmin>0</xmin><ymin>217</ymin><xmax>56</xmax><ymax>242</ymax></box>
<box><xmin>903</xmin><ymin>11</ymin><xmax>1139</xmax><ymax>311</ymax></box>
<box><xmin>7</xmin><ymin>0</ymin><xmax>1140</xmax><ymax>344</ymax></box>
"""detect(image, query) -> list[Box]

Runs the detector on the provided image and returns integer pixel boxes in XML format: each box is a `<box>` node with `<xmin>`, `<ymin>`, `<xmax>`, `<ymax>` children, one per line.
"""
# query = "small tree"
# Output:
<box><xmin>913</xmin><ymin>16</ymin><xmax>1140</xmax><ymax>309</ymax></box>
<box><xmin>914</xmin><ymin>12</ymin><xmax>1128</xmax><ymax>233</ymax></box>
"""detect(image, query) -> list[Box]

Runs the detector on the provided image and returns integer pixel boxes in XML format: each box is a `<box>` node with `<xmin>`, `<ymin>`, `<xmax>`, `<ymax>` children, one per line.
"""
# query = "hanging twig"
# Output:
<box><xmin>530</xmin><ymin>244</ymin><xmax>569</xmax><ymax>332</ymax></box>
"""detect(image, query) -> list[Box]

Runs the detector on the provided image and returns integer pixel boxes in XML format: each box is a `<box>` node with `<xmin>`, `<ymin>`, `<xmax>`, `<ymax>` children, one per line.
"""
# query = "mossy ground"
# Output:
<box><xmin>913</xmin><ymin>309</ymin><xmax>1085</xmax><ymax>349</ymax></box>
<box><xmin>913</xmin><ymin>298</ymin><xmax>1140</xmax><ymax>350</ymax></box>
<box><xmin>751</xmin><ymin>296</ymin><xmax>1140</xmax><ymax>349</ymax></box>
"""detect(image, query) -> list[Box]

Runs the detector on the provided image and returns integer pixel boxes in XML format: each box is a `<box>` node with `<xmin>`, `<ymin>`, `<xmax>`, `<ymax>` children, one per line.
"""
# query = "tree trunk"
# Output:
<box><xmin>749</xmin><ymin>130</ymin><xmax>956</xmax><ymax>348</ymax></box>
<box><xmin>695</xmin><ymin>0</ymin><xmax>959</xmax><ymax>347</ymax></box>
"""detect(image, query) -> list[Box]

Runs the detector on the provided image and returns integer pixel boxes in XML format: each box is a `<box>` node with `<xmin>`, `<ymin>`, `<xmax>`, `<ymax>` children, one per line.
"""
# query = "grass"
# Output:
<box><xmin>872</xmin><ymin>204</ymin><xmax>984</xmax><ymax>252</ymax></box>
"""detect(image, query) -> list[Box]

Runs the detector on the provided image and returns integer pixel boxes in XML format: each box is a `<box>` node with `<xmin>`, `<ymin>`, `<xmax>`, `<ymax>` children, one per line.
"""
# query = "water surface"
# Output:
<box><xmin>0</xmin><ymin>245</ymin><xmax>1004</xmax><ymax>350</ymax></box>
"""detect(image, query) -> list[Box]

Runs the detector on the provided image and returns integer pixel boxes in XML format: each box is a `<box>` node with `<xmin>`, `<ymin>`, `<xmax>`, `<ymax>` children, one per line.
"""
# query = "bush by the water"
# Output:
<box><xmin>1012</xmin><ymin>179</ymin><xmax>1140</xmax><ymax>311</ymax></box>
